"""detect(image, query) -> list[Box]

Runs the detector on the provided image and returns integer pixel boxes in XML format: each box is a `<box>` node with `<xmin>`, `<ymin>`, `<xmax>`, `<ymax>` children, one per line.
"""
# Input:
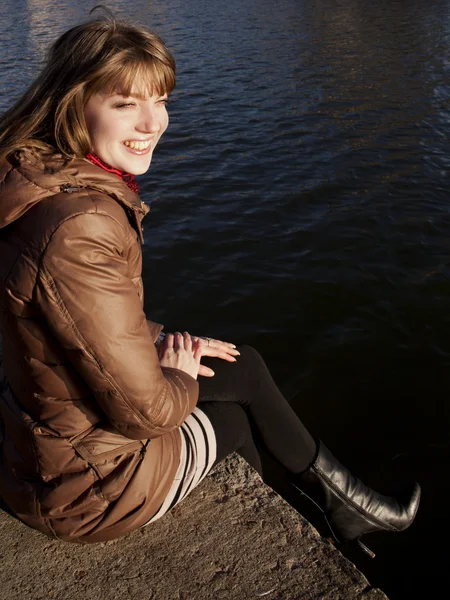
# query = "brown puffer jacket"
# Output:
<box><xmin>0</xmin><ymin>150</ymin><xmax>198</xmax><ymax>542</ymax></box>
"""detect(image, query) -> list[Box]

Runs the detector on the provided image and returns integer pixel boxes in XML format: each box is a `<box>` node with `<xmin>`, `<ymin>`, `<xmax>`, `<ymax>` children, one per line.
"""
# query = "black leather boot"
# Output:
<box><xmin>291</xmin><ymin>441</ymin><xmax>421</xmax><ymax>557</ymax></box>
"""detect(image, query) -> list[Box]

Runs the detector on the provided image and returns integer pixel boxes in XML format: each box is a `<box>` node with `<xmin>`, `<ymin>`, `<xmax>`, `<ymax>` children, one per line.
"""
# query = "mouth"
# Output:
<box><xmin>123</xmin><ymin>140</ymin><xmax>153</xmax><ymax>154</ymax></box>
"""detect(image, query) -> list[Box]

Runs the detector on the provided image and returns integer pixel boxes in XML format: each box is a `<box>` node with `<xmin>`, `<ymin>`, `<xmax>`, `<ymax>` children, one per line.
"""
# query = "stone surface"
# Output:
<box><xmin>0</xmin><ymin>455</ymin><xmax>388</xmax><ymax>599</ymax></box>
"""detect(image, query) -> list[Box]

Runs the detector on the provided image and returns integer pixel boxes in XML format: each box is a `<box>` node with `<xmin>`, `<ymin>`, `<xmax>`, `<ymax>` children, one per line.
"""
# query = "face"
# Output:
<box><xmin>84</xmin><ymin>84</ymin><xmax>169</xmax><ymax>175</ymax></box>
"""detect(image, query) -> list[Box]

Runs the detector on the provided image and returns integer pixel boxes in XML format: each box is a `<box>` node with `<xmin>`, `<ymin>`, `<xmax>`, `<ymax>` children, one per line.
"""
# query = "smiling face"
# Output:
<box><xmin>84</xmin><ymin>84</ymin><xmax>169</xmax><ymax>175</ymax></box>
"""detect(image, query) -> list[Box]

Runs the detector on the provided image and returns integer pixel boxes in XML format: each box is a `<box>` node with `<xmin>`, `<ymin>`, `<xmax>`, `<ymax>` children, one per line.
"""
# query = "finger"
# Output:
<box><xmin>193</xmin><ymin>340</ymin><xmax>203</xmax><ymax>376</ymax></box>
<box><xmin>207</xmin><ymin>338</ymin><xmax>237</xmax><ymax>350</ymax></box>
<box><xmin>198</xmin><ymin>364</ymin><xmax>215</xmax><ymax>377</ymax></box>
<box><xmin>199</xmin><ymin>346</ymin><xmax>237</xmax><ymax>362</ymax></box>
<box><xmin>159</xmin><ymin>334</ymin><xmax>173</xmax><ymax>360</ymax></box>
<box><xmin>197</xmin><ymin>337</ymin><xmax>239</xmax><ymax>354</ymax></box>
<box><xmin>210</xmin><ymin>344</ymin><xmax>240</xmax><ymax>357</ymax></box>
<box><xmin>174</xmin><ymin>331</ymin><xmax>183</xmax><ymax>351</ymax></box>
<box><xmin>193</xmin><ymin>339</ymin><xmax>202</xmax><ymax>361</ymax></box>
<box><xmin>183</xmin><ymin>331</ymin><xmax>192</xmax><ymax>352</ymax></box>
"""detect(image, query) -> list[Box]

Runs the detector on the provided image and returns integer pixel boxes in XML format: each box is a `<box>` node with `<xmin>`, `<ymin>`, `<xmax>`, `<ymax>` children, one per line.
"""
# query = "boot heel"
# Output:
<box><xmin>322</xmin><ymin>515</ymin><xmax>376</xmax><ymax>559</ymax></box>
<box><xmin>290</xmin><ymin>441</ymin><xmax>421</xmax><ymax>559</ymax></box>
<box><xmin>356</xmin><ymin>539</ymin><xmax>376</xmax><ymax>559</ymax></box>
<box><xmin>297</xmin><ymin>489</ymin><xmax>377</xmax><ymax>559</ymax></box>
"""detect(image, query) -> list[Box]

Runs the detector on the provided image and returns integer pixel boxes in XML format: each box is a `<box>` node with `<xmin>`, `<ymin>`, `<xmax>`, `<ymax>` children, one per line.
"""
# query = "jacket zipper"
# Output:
<box><xmin>61</xmin><ymin>184</ymin><xmax>81</xmax><ymax>193</ymax></box>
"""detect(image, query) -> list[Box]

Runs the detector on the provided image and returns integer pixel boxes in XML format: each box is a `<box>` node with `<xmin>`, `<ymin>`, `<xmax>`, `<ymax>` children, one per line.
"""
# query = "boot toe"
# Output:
<box><xmin>403</xmin><ymin>481</ymin><xmax>421</xmax><ymax>528</ymax></box>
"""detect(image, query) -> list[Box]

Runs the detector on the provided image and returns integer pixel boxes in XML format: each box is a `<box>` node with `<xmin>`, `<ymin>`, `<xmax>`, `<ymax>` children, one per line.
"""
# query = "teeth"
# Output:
<box><xmin>124</xmin><ymin>140</ymin><xmax>151</xmax><ymax>151</ymax></box>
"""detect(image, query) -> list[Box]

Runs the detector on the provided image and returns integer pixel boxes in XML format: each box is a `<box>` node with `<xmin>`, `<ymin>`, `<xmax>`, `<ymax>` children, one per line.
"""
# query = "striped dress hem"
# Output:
<box><xmin>143</xmin><ymin>407</ymin><xmax>217</xmax><ymax>525</ymax></box>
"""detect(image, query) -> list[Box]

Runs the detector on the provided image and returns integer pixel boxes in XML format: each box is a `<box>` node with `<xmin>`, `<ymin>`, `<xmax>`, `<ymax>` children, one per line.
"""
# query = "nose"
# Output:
<box><xmin>137</xmin><ymin>104</ymin><xmax>160</xmax><ymax>134</ymax></box>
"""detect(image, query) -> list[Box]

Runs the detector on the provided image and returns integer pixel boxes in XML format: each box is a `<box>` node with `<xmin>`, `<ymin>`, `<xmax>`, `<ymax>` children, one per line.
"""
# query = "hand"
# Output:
<box><xmin>189</xmin><ymin>334</ymin><xmax>240</xmax><ymax>378</ymax></box>
<box><xmin>158</xmin><ymin>332</ymin><xmax>202</xmax><ymax>380</ymax></box>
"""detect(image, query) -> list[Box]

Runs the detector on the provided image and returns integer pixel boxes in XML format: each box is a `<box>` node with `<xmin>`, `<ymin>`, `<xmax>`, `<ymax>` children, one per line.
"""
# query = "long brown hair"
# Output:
<box><xmin>0</xmin><ymin>12</ymin><xmax>176</xmax><ymax>162</ymax></box>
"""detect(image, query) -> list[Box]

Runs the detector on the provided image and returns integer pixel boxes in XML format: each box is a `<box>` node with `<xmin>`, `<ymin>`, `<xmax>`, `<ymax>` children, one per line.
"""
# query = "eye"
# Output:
<box><xmin>113</xmin><ymin>102</ymin><xmax>136</xmax><ymax>109</ymax></box>
<box><xmin>158</xmin><ymin>97</ymin><xmax>169</xmax><ymax>105</ymax></box>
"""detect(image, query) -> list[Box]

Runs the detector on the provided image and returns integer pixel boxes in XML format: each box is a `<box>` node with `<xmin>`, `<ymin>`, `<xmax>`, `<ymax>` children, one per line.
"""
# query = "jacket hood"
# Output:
<box><xmin>0</xmin><ymin>149</ymin><xmax>149</xmax><ymax>230</ymax></box>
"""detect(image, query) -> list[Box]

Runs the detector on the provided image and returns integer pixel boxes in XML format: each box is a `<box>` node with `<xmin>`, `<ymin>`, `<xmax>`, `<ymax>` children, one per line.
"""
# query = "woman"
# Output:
<box><xmin>0</xmin><ymin>14</ymin><xmax>420</xmax><ymax>552</ymax></box>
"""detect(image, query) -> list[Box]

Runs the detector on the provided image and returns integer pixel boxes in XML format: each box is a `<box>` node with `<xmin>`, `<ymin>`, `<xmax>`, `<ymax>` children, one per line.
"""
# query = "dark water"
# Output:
<box><xmin>2</xmin><ymin>0</ymin><xmax>450</xmax><ymax>597</ymax></box>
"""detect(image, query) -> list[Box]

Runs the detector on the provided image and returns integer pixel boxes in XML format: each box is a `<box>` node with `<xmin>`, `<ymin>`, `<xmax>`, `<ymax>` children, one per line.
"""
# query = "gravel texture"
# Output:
<box><xmin>0</xmin><ymin>454</ymin><xmax>388</xmax><ymax>600</ymax></box>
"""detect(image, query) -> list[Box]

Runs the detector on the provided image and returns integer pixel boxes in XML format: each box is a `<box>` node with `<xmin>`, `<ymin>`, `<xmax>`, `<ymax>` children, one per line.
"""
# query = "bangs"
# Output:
<box><xmin>1</xmin><ymin>18</ymin><xmax>177</xmax><ymax>160</ymax></box>
<box><xmin>87</xmin><ymin>51</ymin><xmax>176</xmax><ymax>100</ymax></box>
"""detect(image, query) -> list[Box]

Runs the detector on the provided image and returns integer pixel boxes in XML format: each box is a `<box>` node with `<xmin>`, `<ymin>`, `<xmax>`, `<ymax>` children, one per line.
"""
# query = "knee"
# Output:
<box><xmin>237</xmin><ymin>345</ymin><xmax>266</xmax><ymax>369</ymax></box>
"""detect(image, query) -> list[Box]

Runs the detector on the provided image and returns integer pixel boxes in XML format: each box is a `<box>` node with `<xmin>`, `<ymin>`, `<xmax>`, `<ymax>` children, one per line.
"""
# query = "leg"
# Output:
<box><xmin>198</xmin><ymin>345</ymin><xmax>421</xmax><ymax>555</ymax></box>
<box><xmin>200</xmin><ymin>401</ymin><xmax>262</xmax><ymax>475</ymax></box>
<box><xmin>198</xmin><ymin>345</ymin><xmax>316</xmax><ymax>473</ymax></box>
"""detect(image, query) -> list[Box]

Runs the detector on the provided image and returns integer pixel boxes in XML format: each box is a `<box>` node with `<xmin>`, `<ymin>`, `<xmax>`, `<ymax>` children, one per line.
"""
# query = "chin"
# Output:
<box><xmin>124</xmin><ymin>156</ymin><xmax>153</xmax><ymax>176</ymax></box>
<box><xmin>129</xmin><ymin>164</ymin><xmax>152</xmax><ymax>176</ymax></box>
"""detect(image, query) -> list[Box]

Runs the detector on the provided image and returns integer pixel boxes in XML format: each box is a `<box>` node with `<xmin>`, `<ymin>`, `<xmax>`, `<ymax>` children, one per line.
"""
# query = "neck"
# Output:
<box><xmin>86</xmin><ymin>153</ymin><xmax>140</xmax><ymax>195</ymax></box>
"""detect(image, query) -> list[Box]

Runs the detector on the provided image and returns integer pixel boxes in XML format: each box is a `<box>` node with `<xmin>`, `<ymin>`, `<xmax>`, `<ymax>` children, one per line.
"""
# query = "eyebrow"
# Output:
<box><xmin>111</xmin><ymin>91</ymin><xmax>167</xmax><ymax>100</ymax></box>
<box><xmin>115</xmin><ymin>92</ymin><xmax>146</xmax><ymax>100</ymax></box>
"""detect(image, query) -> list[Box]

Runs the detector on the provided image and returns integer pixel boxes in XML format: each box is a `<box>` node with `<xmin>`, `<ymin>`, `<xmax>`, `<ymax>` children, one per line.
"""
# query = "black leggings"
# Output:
<box><xmin>197</xmin><ymin>345</ymin><xmax>317</xmax><ymax>477</ymax></box>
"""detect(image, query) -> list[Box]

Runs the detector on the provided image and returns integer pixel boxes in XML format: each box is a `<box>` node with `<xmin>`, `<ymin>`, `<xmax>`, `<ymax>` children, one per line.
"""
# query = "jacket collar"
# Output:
<box><xmin>0</xmin><ymin>149</ymin><xmax>150</xmax><ymax>242</ymax></box>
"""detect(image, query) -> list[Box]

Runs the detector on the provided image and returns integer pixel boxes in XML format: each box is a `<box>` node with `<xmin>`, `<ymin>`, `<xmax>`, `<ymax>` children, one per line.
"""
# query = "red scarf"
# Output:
<box><xmin>86</xmin><ymin>153</ymin><xmax>140</xmax><ymax>195</ymax></box>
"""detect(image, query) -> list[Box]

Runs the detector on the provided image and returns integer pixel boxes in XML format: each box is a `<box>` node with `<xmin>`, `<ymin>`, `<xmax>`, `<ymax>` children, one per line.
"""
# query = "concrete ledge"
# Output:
<box><xmin>0</xmin><ymin>455</ymin><xmax>388</xmax><ymax>599</ymax></box>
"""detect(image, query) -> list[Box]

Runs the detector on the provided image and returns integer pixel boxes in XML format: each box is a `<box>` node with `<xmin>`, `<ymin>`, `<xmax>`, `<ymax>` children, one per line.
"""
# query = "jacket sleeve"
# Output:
<box><xmin>35</xmin><ymin>211</ymin><xmax>198</xmax><ymax>440</ymax></box>
<box><xmin>147</xmin><ymin>319</ymin><xmax>164</xmax><ymax>342</ymax></box>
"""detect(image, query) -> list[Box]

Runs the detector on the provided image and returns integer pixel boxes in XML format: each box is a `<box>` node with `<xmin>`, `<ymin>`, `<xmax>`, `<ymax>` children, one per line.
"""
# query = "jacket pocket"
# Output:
<box><xmin>71</xmin><ymin>424</ymin><xmax>144</xmax><ymax>465</ymax></box>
